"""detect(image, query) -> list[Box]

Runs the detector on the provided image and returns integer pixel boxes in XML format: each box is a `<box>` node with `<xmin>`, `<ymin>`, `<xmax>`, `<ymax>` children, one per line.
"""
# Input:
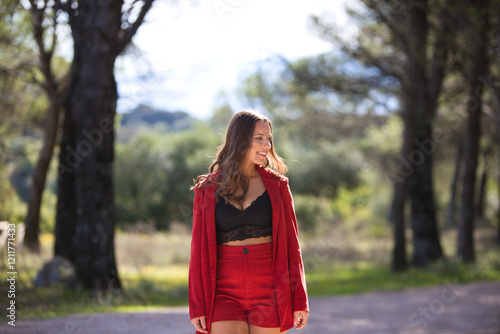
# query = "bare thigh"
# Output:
<box><xmin>249</xmin><ymin>325</ymin><xmax>286</xmax><ymax>334</ymax></box>
<box><xmin>211</xmin><ymin>321</ymin><xmax>249</xmax><ymax>334</ymax></box>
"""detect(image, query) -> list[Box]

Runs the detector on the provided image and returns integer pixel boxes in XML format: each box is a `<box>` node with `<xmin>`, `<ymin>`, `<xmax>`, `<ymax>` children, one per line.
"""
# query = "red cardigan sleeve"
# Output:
<box><xmin>281</xmin><ymin>177</ymin><xmax>310</xmax><ymax>313</ymax></box>
<box><xmin>188</xmin><ymin>188</ymin><xmax>206</xmax><ymax>319</ymax></box>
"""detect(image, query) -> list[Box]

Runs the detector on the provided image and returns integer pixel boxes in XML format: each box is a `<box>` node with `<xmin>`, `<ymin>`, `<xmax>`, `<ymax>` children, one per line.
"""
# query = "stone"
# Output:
<box><xmin>34</xmin><ymin>256</ymin><xmax>76</xmax><ymax>288</ymax></box>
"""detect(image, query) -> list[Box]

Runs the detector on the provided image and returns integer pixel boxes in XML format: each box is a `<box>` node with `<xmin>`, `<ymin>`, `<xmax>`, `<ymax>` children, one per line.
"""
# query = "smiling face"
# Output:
<box><xmin>245</xmin><ymin>120</ymin><xmax>272</xmax><ymax>169</ymax></box>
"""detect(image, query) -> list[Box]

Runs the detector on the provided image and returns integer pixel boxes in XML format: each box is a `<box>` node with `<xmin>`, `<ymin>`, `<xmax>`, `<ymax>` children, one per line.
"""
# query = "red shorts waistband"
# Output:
<box><xmin>217</xmin><ymin>242</ymin><xmax>272</xmax><ymax>257</ymax></box>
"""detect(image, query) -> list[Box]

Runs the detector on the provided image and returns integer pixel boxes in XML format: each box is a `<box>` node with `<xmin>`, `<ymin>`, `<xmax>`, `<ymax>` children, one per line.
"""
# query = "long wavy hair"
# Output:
<box><xmin>193</xmin><ymin>110</ymin><xmax>287</xmax><ymax>202</ymax></box>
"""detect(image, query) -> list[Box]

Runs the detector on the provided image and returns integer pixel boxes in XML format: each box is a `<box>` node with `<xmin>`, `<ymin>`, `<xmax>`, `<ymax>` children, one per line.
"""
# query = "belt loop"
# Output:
<box><xmin>265</xmin><ymin>242</ymin><xmax>272</xmax><ymax>256</ymax></box>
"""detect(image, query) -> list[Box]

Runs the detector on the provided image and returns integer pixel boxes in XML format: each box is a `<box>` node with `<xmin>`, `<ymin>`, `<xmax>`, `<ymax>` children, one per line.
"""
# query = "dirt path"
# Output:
<box><xmin>3</xmin><ymin>281</ymin><xmax>499</xmax><ymax>334</ymax></box>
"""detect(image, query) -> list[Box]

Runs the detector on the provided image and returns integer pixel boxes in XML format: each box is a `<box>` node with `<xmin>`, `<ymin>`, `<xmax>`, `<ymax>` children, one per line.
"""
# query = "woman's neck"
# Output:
<box><xmin>242</xmin><ymin>163</ymin><xmax>259</xmax><ymax>178</ymax></box>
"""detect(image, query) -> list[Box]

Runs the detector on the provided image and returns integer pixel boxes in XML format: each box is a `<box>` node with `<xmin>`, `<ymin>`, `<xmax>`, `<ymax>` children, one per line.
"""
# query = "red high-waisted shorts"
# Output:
<box><xmin>212</xmin><ymin>242</ymin><xmax>280</xmax><ymax>328</ymax></box>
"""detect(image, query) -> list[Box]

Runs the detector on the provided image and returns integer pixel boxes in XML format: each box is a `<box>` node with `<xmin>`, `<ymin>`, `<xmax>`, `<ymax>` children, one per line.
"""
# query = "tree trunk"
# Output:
<box><xmin>457</xmin><ymin>0</ymin><xmax>490</xmax><ymax>263</ymax></box>
<box><xmin>495</xmin><ymin>82</ymin><xmax>500</xmax><ymax>246</ymax></box>
<box><xmin>24</xmin><ymin>100</ymin><xmax>60</xmax><ymax>252</ymax></box>
<box><xmin>54</xmin><ymin>0</ymin><xmax>154</xmax><ymax>290</ymax></box>
<box><xmin>409</xmin><ymin>125</ymin><xmax>444</xmax><ymax>266</ymax></box>
<box><xmin>55</xmin><ymin>2</ymin><xmax>123</xmax><ymax>290</ymax></box>
<box><xmin>54</xmin><ymin>99</ymin><xmax>78</xmax><ymax>263</ymax></box>
<box><xmin>406</xmin><ymin>0</ymin><xmax>444</xmax><ymax>266</ymax></box>
<box><xmin>476</xmin><ymin>146</ymin><xmax>492</xmax><ymax>221</ymax></box>
<box><xmin>56</xmin><ymin>63</ymin><xmax>121</xmax><ymax>288</ymax></box>
<box><xmin>497</xmin><ymin>171</ymin><xmax>500</xmax><ymax>245</ymax></box>
<box><xmin>446</xmin><ymin>141</ymin><xmax>463</xmax><ymax>226</ymax></box>
<box><xmin>24</xmin><ymin>3</ymin><xmax>63</xmax><ymax>252</ymax></box>
<box><xmin>390</xmin><ymin>173</ymin><xmax>408</xmax><ymax>272</ymax></box>
<box><xmin>457</xmin><ymin>105</ymin><xmax>481</xmax><ymax>262</ymax></box>
<box><xmin>476</xmin><ymin>168</ymin><xmax>487</xmax><ymax>221</ymax></box>
<box><xmin>390</xmin><ymin>99</ymin><xmax>413</xmax><ymax>272</ymax></box>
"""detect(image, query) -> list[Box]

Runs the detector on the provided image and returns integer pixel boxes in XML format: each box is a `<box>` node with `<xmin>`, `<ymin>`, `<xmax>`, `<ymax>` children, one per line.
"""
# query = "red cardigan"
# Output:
<box><xmin>188</xmin><ymin>166</ymin><xmax>309</xmax><ymax>333</ymax></box>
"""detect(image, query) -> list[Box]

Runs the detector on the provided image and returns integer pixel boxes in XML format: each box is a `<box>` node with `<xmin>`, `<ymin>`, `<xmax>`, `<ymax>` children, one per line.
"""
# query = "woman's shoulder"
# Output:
<box><xmin>257</xmin><ymin>165</ymin><xmax>288</xmax><ymax>182</ymax></box>
<box><xmin>259</xmin><ymin>167</ymin><xmax>291</xmax><ymax>195</ymax></box>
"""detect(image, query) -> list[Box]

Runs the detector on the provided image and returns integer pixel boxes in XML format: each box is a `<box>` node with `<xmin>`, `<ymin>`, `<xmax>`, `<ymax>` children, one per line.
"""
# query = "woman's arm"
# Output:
<box><xmin>188</xmin><ymin>189</ymin><xmax>207</xmax><ymax>321</ymax></box>
<box><xmin>281</xmin><ymin>177</ymin><xmax>310</xmax><ymax>313</ymax></box>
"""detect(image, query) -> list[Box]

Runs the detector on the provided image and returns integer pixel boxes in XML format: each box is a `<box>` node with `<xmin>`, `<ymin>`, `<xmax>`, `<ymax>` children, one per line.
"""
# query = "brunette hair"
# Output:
<box><xmin>193</xmin><ymin>110</ymin><xmax>287</xmax><ymax>201</ymax></box>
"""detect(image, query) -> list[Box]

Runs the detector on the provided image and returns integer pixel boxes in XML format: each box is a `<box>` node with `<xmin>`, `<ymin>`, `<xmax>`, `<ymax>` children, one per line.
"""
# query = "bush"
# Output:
<box><xmin>293</xmin><ymin>194</ymin><xmax>334</xmax><ymax>234</ymax></box>
<box><xmin>287</xmin><ymin>140</ymin><xmax>363</xmax><ymax>198</ymax></box>
<box><xmin>114</xmin><ymin>123</ymin><xmax>219</xmax><ymax>230</ymax></box>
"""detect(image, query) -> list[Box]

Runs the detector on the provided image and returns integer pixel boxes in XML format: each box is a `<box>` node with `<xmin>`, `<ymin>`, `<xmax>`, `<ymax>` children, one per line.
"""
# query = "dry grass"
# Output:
<box><xmin>0</xmin><ymin>223</ymin><xmax>498</xmax><ymax>320</ymax></box>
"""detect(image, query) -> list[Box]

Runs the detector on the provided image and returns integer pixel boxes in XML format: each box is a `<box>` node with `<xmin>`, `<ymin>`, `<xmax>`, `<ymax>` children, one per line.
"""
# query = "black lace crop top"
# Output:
<box><xmin>215</xmin><ymin>190</ymin><xmax>273</xmax><ymax>245</ymax></box>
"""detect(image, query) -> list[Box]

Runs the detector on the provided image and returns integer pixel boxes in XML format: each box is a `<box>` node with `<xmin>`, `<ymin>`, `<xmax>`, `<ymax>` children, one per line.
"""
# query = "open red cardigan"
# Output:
<box><xmin>188</xmin><ymin>166</ymin><xmax>309</xmax><ymax>333</ymax></box>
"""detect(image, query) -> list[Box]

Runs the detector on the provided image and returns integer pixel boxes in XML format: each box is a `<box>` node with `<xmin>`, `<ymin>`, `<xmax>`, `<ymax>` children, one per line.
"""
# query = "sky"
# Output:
<box><xmin>115</xmin><ymin>0</ymin><xmax>350</xmax><ymax>119</ymax></box>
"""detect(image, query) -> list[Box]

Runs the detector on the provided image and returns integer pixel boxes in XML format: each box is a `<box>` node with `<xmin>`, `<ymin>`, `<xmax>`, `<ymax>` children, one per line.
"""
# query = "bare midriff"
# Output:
<box><xmin>222</xmin><ymin>235</ymin><xmax>272</xmax><ymax>246</ymax></box>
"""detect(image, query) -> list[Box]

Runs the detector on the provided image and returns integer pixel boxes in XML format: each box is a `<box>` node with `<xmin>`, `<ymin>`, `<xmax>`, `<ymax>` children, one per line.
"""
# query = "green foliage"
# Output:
<box><xmin>306</xmin><ymin>260</ymin><xmax>500</xmax><ymax>296</ymax></box>
<box><xmin>114</xmin><ymin>123</ymin><xmax>219</xmax><ymax>230</ymax></box>
<box><xmin>39</xmin><ymin>187</ymin><xmax>57</xmax><ymax>233</ymax></box>
<box><xmin>293</xmin><ymin>170</ymin><xmax>391</xmax><ymax>236</ymax></box>
<box><xmin>362</xmin><ymin>116</ymin><xmax>402</xmax><ymax>157</ymax></box>
<box><xmin>210</xmin><ymin>103</ymin><xmax>234</xmax><ymax>132</ymax></box>
<box><xmin>332</xmin><ymin>183</ymin><xmax>373</xmax><ymax>225</ymax></box>
<box><xmin>287</xmin><ymin>140</ymin><xmax>363</xmax><ymax>198</ymax></box>
<box><xmin>293</xmin><ymin>195</ymin><xmax>334</xmax><ymax>234</ymax></box>
<box><xmin>0</xmin><ymin>1</ymin><xmax>56</xmax><ymax>227</ymax></box>
<box><xmin>0</xmin><ymin>174</ymin><xmax>26</xmax><ymax>224</ymax></box>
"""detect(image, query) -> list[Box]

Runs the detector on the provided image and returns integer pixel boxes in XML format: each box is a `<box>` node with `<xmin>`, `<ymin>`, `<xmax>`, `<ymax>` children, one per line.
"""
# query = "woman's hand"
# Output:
<box><xmin>190</xmin><ymin>316</ymin><xmax>208</xmax><ymax>333</ymax></box>
<box><xmin>293</xmin><ymin>310</ymin><xmax>309</xmax><ymax>330</ymax></box>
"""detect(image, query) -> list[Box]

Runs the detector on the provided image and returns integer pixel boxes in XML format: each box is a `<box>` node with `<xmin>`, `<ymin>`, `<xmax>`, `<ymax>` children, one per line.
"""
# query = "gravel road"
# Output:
<box><xmin>2</xmin><ymin>281</ymin><xmax>499</xmax><ymax>334</ymax></box>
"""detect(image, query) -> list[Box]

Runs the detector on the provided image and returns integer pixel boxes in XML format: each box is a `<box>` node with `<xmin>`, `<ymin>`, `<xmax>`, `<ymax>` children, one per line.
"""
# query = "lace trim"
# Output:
<box><xmin>222</xmin><ymin>190</ymin><xmax>268</xmax><ymax>212</ymax></box>
<box><xmin>217</xmin><ymin>225</ymin><xmax>272</xmax><ymax>244</ymax></box>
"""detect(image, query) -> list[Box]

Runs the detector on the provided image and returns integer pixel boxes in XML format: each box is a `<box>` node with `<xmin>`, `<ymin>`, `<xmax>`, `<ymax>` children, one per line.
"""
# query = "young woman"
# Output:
<box><xmin>189</xmin><ymin>110</ymin><xmax>309</xmax><ymax>334</ymax></box>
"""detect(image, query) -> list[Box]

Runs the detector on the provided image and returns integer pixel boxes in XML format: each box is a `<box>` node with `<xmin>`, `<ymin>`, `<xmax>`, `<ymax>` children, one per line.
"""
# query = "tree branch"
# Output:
<box><xmin>427</xmin><ymin>0</ymin><xmax>457</xmax><ymax>112</ymax></box>
<box><xmin>364</xmin><ymin>0</ymin><xmax>410</xmax><ymax>53</ymax></box>
<box><xmin>49</xmin><ymin>7</ymin><xmax>59</xmax><ymax>59</ymax></box>
<box><xmin>122</xmin><ymin>0</ymin><xmax>143</xmax><ymax>23</ymax></box>
<box><xmin>116</xmin><ymin>0</ymin><xmax>155</xmax><ymax>55</ymax></box>
<box><xmin>28</xmin><ymin>0</ymin><xmax>58</xmax><ymax>94</ymax></box>
<box><xmin>54</xmin><ymin>0</ymin><xmax>74</xmax><ymax>15</ymax></box>
<box><xmin>354</xmin><ymin>43</ymin><xmax>404</xmax><ymax>83</ymax></box>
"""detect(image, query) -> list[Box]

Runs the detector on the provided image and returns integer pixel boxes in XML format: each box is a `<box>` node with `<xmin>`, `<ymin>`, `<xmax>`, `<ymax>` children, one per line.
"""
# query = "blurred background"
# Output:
<box><xmin>0</xmin><ymin>0</ymin><xmax>499</xmax><ymax>320</ymax></box>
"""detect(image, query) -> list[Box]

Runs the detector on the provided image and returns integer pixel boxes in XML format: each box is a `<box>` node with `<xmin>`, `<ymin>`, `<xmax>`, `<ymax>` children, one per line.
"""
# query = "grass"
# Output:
<box><xmin>301</xmin><ymin>223</ymin><xmax>500</xmax><ymax>296</ymax></box>
<box><xmin>0</xmin><ymin>223</ymin><xmax>499</xmax><ymax>321</ymax></box>
<box><xmin>306</xmin><ymin>260</ymin><xmax>500</xmax><ymax>296</ymax></box>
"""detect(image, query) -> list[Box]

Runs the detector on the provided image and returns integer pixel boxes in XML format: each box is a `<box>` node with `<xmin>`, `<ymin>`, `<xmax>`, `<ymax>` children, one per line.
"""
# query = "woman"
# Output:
<box><xmin>189</xmin><ymin>110</ymin><xmax>309</xmax><ymax>334</ymax></box>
